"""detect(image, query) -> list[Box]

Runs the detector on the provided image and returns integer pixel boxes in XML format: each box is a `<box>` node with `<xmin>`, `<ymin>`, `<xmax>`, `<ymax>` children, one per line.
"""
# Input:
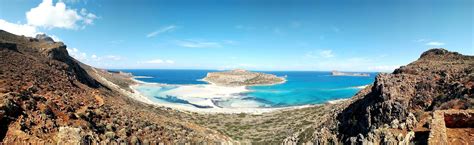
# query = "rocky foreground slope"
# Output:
<box><xmin>286</xmin><ymin>48</ymin><xmax>473</xmax><ymax>144</ymax></box>
<box><xmin>0</xmin><ymin>30</ymin><xmax>229</xmax><ymax>144</ymax></box>
<box><xmin>203</xmin><ymin>69</ymin><xmax>286</xmax><ymax>86</ymax></box>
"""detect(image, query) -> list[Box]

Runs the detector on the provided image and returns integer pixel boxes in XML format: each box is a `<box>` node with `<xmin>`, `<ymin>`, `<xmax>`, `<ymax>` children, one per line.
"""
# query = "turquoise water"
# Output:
<box><xmin>119</xmin><ymin>69</ymin><xmax>377</xmax><ymax>108</ymax></box>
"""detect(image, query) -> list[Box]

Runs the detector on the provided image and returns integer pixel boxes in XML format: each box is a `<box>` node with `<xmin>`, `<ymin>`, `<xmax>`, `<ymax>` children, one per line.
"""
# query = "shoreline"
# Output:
<box><xmin>127</xmin><ymin>77</ymin><xmax>320</xmax><ymax>114</ymax></box>
<box><xmin>201</xmin><ymin>77</ymin><xmax>288</xmax><ymax>87</ymax></box>
<box><xmin>126</xmin><ymin>75</ymin><xmax>356</xmax><ymax>114</ymax></box>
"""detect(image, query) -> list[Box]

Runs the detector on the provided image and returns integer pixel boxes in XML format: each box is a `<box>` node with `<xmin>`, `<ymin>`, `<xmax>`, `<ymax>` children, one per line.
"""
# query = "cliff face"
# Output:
<box><xmin>0</xmin><ymin>30</ymin><xmax>229</xmax><ymax>143</ymax></box>
<box><xmin>0</xmin><ymin>30</ymin><xmax>100</xmax><ymax>88</ymax></box>
<box><xmin>301</xmin><ymin>48</ymin><xmax>473</xmax><ymax>144</ymax></box>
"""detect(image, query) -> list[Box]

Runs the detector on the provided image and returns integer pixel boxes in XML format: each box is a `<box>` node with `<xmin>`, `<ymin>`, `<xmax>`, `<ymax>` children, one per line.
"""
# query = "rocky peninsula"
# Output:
<box><xmin>202</xmin><ymin>69</ymin><xmax>286</xmax><ymax>86</ymax></box>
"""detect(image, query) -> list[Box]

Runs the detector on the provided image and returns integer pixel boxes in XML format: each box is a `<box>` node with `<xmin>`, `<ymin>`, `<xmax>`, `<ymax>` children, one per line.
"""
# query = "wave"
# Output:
<box><xmin>351</xmin><ymin>85</ymin><xmax>369</xmax><ymax>89</ymax></box>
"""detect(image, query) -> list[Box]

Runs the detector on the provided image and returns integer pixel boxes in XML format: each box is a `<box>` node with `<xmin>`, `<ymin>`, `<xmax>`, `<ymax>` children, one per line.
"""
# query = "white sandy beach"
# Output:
<box><xmin>126</xmin><ymin>78</ymin><xmax>316</xmax><ymax>114</ymax></box>
<box><xmin>160</xmin><ymin>84</ymin><xmax>249</xmax><ymax>99</ymax></box>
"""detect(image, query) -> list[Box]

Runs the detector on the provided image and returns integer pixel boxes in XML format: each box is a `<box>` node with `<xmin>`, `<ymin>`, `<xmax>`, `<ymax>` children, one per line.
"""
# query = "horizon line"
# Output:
<box><xmin>104</xmin><ymin>68</ymin><xmax>390</xmax><ymax>73</ymax></box>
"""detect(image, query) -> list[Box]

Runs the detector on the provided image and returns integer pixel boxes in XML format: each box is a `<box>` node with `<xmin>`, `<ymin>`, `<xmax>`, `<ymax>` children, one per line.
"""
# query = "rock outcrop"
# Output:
<box><xmin>337</xmin><ymin>48</ymin><xmax>473</xmax><ymax>144</ymax></box>
<box><xmin>290</xmin><ymin>48</ymin><xmax>473</xmax><ymax>144</ymax></box>
<box><xmin>203</xmin><ymin>69</ymin><xmax>286</xmax><ymax>86</ymax></box>
<box><xmin>35</xmin><ymin>34</ymin><xmax>55</xmax><ymax>43</ymax></box>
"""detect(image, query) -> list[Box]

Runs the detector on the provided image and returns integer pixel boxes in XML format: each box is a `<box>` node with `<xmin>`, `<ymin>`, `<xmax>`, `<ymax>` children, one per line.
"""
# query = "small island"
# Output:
<box><xmin>202</xmin><ymin>69</ymin><xmax>286</xmax><ymax>86</ymax></box>
<box><xmin>331</xmin><ymin>70</ymin><xmax>370</xmax><ymax>77</ymax></box>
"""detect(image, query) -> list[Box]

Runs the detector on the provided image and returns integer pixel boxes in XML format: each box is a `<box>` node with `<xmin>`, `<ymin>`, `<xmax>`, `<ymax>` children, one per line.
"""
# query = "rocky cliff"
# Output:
<box><xmin>203</xmin><ymin>69</ymin><xmax>286</xmax><ymax>86</ymax></box>
<box><xmin>0</xmin><ymin>30</ymin><xmax>229</xmax><ymax>144</ymax></box>
<box><xmin>290</xmin><ymin>48</ymin><xmax>473</xmax><ymax>144</ymax></box>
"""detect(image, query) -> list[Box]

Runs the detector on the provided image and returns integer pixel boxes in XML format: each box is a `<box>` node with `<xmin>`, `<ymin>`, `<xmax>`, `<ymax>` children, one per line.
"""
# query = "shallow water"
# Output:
<box><xmin>119</xmin><ymin>69</ymin><xmax>377</xmax><ymax>109</ymax></box>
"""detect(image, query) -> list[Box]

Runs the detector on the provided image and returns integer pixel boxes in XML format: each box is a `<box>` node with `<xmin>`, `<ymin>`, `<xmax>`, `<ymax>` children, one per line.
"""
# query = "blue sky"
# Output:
<box><xmin>1</xmin><ymin>0</ymin><xmax>472</xmax><ymax>71</ymax></box>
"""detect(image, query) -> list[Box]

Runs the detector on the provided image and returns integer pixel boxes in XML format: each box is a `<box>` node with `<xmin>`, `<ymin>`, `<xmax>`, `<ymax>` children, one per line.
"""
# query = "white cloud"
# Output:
<box><xmin>67</xmin><ymin>48</ymin><xmax>87</xmax><ymax>61</ymax></box>
<box><xmin>143</xmin><ymin>59</ymin><xmax>175</xmax><ymax>64</ymax></box>
<box><xmin>48</xmin><ymin>34</ymin><xmax>62</xmax><ymax>41</ymax></box>
<box><xmin>0</xmin><ymin>19</ymin><xmax>38</xmax><ymax>37</ymax></box>
<box><xmin>26</xmin><ymin>0</ymin><xmax>97</xmax><ymax>29</ymax></box>
<box><xmin>66</xmin><ymin>48</ymin><xmax>123</xmax><ymax>68</ymax></box>
<box><xmin>147</xmin><ymin>25</ymin><xmax>178</xmax><ymax>38</ymax></box>
<box><xmin>0</xmin><ymin>19</ymin><xmax>65</xmax><ymax>42</ymax></box>
<box><xmin>306</xmin><ymin>49</ymin><xmax>335</xmax><ymax>58</ymax></box>
<box><xmin>80</xmin><ymin>8</ymin><xmax>98</xmax><ymax>25</ymax></box>
<box><xmin>0</xmin><ymin>0</ymin><xmax>96</xmax><ymax>39</ymax></box>
<box><xmin>415</xmin><ymin>39</ymin><xmax>427</xmax><ymax>42</ymax></box>
<box><xmin>320</xmin><ymin>50</ymin><xmax>335</xmax><ymax>58</ymax></box>
<box><xmin>175</xmin><ymin>40</ymin><xmax>222</xmax><ymax>48</ymax></box>
<box><xmin>415</xmin><ymin>39</ymin><xmax>445</xmax><ymax>46</ymax></box>
<box><xmin>425</xmin><ymin>41</ymin><xmax>445</xmax><ymax>46</ymax></box>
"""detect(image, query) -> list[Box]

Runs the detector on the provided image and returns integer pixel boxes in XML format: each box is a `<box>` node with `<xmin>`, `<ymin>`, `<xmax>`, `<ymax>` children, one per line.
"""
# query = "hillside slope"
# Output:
<box><xmin>0</xmin><ymin>30</ymin><xmax>229</xmax><ymax>144</ymax></box>
<box><xmin>289</xmin><ymin>48</ymin><xmax>473</xmax><ymax>144</ymax></box>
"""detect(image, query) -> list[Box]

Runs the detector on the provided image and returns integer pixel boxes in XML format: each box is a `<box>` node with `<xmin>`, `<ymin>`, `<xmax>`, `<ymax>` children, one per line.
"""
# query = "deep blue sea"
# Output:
<box><xmin>119</xmin><ymin>69</ymin><xmax>377</xmax><ymax>108</ymax></box>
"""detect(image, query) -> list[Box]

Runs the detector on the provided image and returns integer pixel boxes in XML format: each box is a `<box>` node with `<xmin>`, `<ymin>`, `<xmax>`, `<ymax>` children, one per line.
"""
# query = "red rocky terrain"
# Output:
<box><xmin>293</xmin><ymin>48</ymin><xmax>473</xmax><ymax>144</ymax></box>
<box><xmin>0</xmin><ymin>30</ymin><xmax>229</xmax><ymax>144</ymax></box>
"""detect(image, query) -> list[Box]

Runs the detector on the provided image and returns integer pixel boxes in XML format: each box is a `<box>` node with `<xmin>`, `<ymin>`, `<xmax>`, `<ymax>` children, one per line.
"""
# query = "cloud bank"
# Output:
<box><xmin>26</xmin><ymin>0</ymin><xmax>97</xmax><ymax>29</ymax></box>
<box><xmin>0</xmin><ymin>0</ymin><xmax>97</xmax><ymax>37</ymax></box>
<box><xmin>0</xmin><ymin>20</ymin><xmax>38</xmax><ymax>37</ymax></box>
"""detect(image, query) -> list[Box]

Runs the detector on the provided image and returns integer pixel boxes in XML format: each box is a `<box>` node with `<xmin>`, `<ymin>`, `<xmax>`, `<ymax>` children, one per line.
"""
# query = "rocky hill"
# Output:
<box><xmin>203</xmin><ymin>69</ymin><xmax>286</xmax><ymax>86</ymax></box>
<box><xmin>0</xmin><ymin>30</ymin><xmax>229</xmax><ymax>144</ymax></box>
<box><xmin>287</xmin><ymin>48</ymin><xmax>473</xmax><ymax>144</ymax></box>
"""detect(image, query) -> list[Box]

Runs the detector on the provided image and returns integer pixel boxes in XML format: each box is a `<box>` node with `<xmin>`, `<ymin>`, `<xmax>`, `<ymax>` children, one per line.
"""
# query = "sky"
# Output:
<box><xmin>0</xmin><ymin>0</ymin><xmax>472</xmax><ymax>72</ymax></box>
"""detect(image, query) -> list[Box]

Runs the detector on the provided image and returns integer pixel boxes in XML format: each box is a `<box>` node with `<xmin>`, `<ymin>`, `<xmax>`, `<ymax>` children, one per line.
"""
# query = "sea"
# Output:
<box><xmin>118</xmin><ymin>69</ymin><xmax>377</xmax><ymax>111</ymax></box>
